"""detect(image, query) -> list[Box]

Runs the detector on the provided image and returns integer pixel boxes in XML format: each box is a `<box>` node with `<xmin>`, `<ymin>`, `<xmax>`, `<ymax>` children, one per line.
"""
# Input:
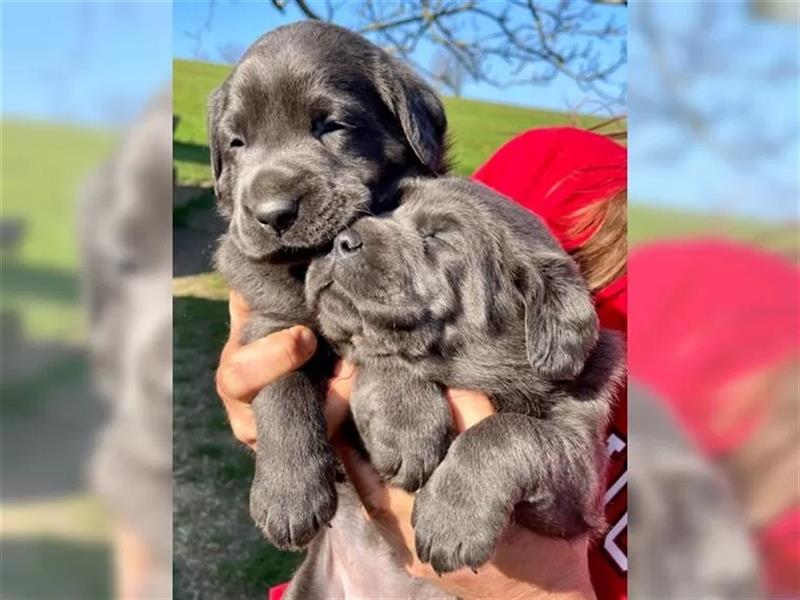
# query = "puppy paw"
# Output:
<box><xmin>249</xmin><ymin>457</ymin><xmax>337</xmax><ymax>550</ymax></box>
<box><xmin>352</xmin><ymin>374</ymin><xmax>452</xmax><ymax>491</ymax></box>
<box><xmin>365</xmin><ymin>429</ymin><xmax>449</xmax><ymax>491</ymax></box>
<box><xmin>411</xmin><ymin>466</ymin><xmax>509</xmax><ymax>574</ymax></box>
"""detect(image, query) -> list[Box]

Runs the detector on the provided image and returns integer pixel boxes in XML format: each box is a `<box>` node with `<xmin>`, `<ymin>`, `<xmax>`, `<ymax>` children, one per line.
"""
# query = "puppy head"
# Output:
<box><xmin>307</xmin><ymin>177</ymin><xmax>598</xmax><ymax>380</ymax></box>
<box><xmin>207</xmin><ymin>21</ymin><xmax>447</xmax><ymax>261</ymax></box>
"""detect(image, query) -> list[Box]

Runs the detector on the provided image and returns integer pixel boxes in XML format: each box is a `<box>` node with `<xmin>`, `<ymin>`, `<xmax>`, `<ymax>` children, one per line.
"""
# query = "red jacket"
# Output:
<box><xmin>473</xmin><ymin>126</ymin><xmax>628</xmax><ymax>600</ymax></box>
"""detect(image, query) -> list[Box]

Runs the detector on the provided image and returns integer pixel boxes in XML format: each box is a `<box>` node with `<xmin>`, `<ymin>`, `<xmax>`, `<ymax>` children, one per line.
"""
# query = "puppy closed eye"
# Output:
<box><xmin>421</xmin><ymin>230</ymin><xmax>453</xmax><ymax>253</ymax></box>
<box><xmin>312</xmin><ymin>116</ymin><xmax>348</xmax><ymax>139</ymax></box>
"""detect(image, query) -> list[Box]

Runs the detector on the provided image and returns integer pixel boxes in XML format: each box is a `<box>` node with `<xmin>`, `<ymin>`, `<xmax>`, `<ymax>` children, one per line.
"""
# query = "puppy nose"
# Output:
<box><xmin>253</xmin><ymin>199</ymin><xmax>297</xmax><ymax>234</ymax></box>
<box><xmin>334</xmin><ymin>229</ymin><xmax>363</xmax><ymax>256</ymax></box>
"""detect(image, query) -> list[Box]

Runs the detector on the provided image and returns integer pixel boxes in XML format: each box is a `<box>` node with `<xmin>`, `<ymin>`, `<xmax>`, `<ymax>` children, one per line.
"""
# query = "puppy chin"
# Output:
<box><xmin>231</xmin><ymin>222</ymin><xmax>281</xmax><ymax>262</ymax></box>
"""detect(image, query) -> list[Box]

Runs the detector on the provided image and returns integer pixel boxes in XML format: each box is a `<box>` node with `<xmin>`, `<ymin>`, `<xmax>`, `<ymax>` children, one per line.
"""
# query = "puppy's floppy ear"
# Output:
<box><xmin>374</xmin><ymin>55</ymin><xmax>448</xmax><ymax>174</ymax></box>
<box><xmin>206</xmin><ymin>86</ymin><xmax>226</xmax><ymax>197</ymax></box>
<box><xmin>518</xmin><ymin>254</ymin><xmax>599</xmax><ymax>381</ymax></box>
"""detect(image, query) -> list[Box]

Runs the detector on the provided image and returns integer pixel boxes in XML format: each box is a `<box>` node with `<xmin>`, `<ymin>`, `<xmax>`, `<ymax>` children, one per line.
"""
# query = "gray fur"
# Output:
<box><xmin>210</xmin><ymin>21</ymin><xmax>448</xmax><ymax>549</ymax></box>
<box><xmin>306</xmin><ymin>177</ymin><xmax>624</xmax><ymax>574</ymax></box>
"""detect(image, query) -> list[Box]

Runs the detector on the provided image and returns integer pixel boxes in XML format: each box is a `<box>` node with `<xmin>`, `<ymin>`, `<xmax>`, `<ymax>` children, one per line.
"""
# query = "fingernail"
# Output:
<box><xmin>296</xmin><ymin>327</ymin><xmax>317</xmax><ymax>352</ymax></box>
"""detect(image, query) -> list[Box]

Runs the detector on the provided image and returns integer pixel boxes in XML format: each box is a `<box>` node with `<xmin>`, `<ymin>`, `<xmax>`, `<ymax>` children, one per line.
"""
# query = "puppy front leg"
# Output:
<box><xmin>351</xmin><ymin>367</ymin><xmax>453</xmax><ymax>491</ymax></box>
<box><xmin>412</xmin><ymin>412</ymin><xmax>605</xmax><ymax>574</ymax></box>
<box><xmin>249</xmin><ymin>370</ymin><xmax>337</xmax><ymax>550</ymax></box>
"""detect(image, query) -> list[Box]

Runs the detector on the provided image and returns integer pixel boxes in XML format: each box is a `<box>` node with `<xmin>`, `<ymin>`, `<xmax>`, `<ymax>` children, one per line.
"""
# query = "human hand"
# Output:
<box><xmin>332</xmin><ymin>391</ymin><xmax>596</xmax><ymax>600</ymax></box>
<box><xmin>214</xmin><ymin>291</ymin><xmax>363</xmax><ymax>447</ymax></box>
<box><xmin>215</xmin><ymin>290</ymin><xmax>318</xmax><ymax>449</ymax></box>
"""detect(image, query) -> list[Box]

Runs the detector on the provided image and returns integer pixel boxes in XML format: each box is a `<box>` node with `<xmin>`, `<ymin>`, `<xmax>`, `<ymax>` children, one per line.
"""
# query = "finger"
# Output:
<box><xmin>325</xmin><ymin>361</ymin><xmax>357</xmax><ymax>438</ymax></box>
<box><xmin>221</xmin><ymin>291</ymin><xmax>251</xmax><ymax>363</ymax></box>
<box><xmin>217</xmin><ymin>325</ymin><xmax>317</xmax><ymax>402</ymax></box>
<box><xmin>228</xmin><ymin>290</ymin><xmax>251</xmax><ymax>332</ymax></box>
<box><xmin>228</xmin><ymin>408</ymin><xmax>258</xmax><ymax>449</ymax></box>
<box><xmin>334</xmin><ymin>440</ymin><xmax>389</xmax><ymax>517</ymax></box>
<box><xmin>445</xmin><ymin>389</ymin><xmax>496</xmax><ymax>432</ymax></box>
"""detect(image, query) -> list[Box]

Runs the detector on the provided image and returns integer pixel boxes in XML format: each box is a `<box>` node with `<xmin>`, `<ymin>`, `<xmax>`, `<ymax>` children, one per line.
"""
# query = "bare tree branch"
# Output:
<box><xmin>189</xmin><ymin>0</ymin><xmax>626</xmax><ymax>107</ymax></box>
<box><xmin>634</xmin><ymin>2</ymin><xmax>798</xmax><ymax>166</ymax></box>
<box><xmin>185</xmin><ymin>0</ymin><xmax>217</xmax><ymax>61</ymax></box>
<box><xmin>294</xmin><ymin>0</ymin><xmax>322</xmax><ymax>21</ymax></box>
<box><xmin>354</xmin><ymin>0</ymin><xmax>626</xmax><ymax>106</ymax></box>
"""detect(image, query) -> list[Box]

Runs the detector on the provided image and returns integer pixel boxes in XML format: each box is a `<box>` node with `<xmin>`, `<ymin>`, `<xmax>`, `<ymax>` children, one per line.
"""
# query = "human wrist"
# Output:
<box><xmin>458</xmin><ymin>574</ymin><xmax>596</xmax><ymax>600</ymax></box>
<box><xmin>455</xmin><ymin>529</ymin><xmax>596</xmax><ymax>600</ymax></box>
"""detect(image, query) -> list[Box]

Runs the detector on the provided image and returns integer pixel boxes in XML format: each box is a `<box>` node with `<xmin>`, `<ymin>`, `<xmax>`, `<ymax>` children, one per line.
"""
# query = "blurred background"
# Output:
<box><xmin>628</xmin><ymin>2</ymin><xmax>798</xmax><ymax>599</ymax></box>
<box><xmin>1</xmin><ymin>2</ymin><xmax>171</xmax><ymax>598</ymax></box>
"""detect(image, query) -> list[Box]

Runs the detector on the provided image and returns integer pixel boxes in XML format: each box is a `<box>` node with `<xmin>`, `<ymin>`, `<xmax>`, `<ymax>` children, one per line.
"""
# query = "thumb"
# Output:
<box><xmin>217</xmin><ymin>325</ymin><xmax>317</xmax><ymax>402</ymax></box>
<box><xmin>445</xmin><ymin>389</ymin><xmax>495</xmax><ymax>432</ymax></box>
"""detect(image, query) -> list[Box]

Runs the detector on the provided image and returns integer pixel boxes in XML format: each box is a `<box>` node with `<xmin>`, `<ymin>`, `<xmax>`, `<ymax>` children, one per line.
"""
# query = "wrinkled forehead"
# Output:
<box><xmin>391</xmin><ymin>202</ymin><xmax>463</xmax><ymax>239</ymax></box>
<box><xmin>394</xmin><ymin>181</ymin><xmax>475</xmax><ymax>231</ymax></box>
<box><xmin>225</xmin><ymin>53</ymin><xmax>378</xmax><ymax>130</ymax></box>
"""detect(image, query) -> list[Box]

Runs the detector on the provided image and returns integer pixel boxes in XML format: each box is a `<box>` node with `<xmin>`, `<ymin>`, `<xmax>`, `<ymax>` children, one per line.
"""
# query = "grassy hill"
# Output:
<box><xmin>2</xmin><ymin>121</ymin><xmax>116</xmax><ymax>340</ymax></box>
<box><xmin>173</xmin><ymin>58</ymin><xmax>612</xmax><ymax>185</ymax></box>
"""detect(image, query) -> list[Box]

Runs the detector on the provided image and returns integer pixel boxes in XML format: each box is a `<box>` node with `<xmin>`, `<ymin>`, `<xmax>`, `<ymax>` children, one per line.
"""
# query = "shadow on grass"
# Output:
<box><xmin>174</xmin><ymin>296</ymin><xmax>303</xmax><ymax>597</ymax></box>
<box><xmin>173</xmin><ymin>187</ymin><xmax>226</xmax><ymax>277</ymax></box>
<box><xmin>1</xmin><ymin>309</ymin><xmax>107</xmax><ymax>501</ymax></box>
<box><xmin>2</xmin><ymin>260</ymin><xmax>77</xmax><ymax>303</ymax></box>
<box><xmin>1</xmin><ymin>537</ymin><xmax>111</xmax><ymax>598</ymax></box>
<box><xmin>174</xmin><ymin>141</ymin><xmax>210</xmax><ymax>165</ymax></box>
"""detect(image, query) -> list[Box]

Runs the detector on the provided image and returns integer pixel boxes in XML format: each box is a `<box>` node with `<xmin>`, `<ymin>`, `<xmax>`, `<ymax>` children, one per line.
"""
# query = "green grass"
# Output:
<box><xmin>2</xmin><ymin>120</ymin><xmax>116</xmax><ymax>341</ymax></box>
<box><xmin>173</xmin><ymin>58</ymin><xmax>610</xmax><ymax>184</ymax></box>
<box><xmin>629</xmin><ymin>203</ymin><xmax>797</xmax><ymax>253</ymax></box>
<box><xmin>1</xmin><ymin>538</ymin><xmax>110</xmax><ymax>599</ymax></box>
<box><xmin>443</xmin><ymin>96</ymin><xmax>607</xmax><ymax>176</ymax></box>
<box><xmin>173</xmin><ymin>294</ymin><xmax>303</xmax><ymax>599</ymax></box>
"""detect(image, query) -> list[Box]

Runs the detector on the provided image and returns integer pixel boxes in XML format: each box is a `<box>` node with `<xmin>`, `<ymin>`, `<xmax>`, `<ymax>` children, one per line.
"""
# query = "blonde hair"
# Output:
<box><xmin>569</xmin><ymin>189</ymin><xmax>627</xmax><ymax>293</ymax></box>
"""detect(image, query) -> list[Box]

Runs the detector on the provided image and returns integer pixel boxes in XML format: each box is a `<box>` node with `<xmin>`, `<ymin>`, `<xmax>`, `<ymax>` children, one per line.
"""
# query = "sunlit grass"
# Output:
<box><xmin>1</xmin><ymin>120</ymin><xmax>116</xmax><ymax>341</ymax></box>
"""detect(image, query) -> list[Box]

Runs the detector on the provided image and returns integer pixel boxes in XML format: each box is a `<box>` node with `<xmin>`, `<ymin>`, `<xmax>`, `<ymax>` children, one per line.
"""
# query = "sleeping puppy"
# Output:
<box><xmin>307</xmin><ymin>177</ymin><xmax>624</xmax><ymax>574</ymax></box>
<box><xmin>210</xmin><ymin>21</ymin><xmax>447</xmax><ymax>549</ymax></box>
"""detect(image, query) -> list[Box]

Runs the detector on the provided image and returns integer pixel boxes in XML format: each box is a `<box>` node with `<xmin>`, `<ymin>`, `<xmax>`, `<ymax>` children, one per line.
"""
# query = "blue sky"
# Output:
<box><xmin>173</xmin><ymin>0</ymin><xmax>627</xmax><ymax>114</ymax></box>
<box><xmin>629</xmin><ymin>1</ymin><xmax>798</xmax><ymax>221</ymax></box>
<box><xmin>1</xmin><ymin>1</ymin><xmax>171</xmax><ymax>126</ymax></box>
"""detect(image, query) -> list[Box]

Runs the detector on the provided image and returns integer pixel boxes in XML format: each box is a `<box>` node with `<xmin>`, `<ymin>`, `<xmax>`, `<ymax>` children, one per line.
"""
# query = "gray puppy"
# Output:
<box><xmin>307</xmin><ymin>176</ymin><xmax>624</xmax><ymax>574</ymax></box>
<box><xmin>210</xmin><ymin>21</ymin><xmax>448</xmax><ymax>549</ymax></box>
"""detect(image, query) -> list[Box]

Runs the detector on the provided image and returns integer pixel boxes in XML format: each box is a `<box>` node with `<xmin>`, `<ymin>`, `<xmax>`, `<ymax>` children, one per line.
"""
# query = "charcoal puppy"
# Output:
<box><xmin>307</xmin><ymin>177</ymin><xmax>624</xmax><ymax>573</ymax></box>
<box><xmin>210</xmin><ymin>21</ymin><xmax>447</xmax><ymax>549</ymax></box>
